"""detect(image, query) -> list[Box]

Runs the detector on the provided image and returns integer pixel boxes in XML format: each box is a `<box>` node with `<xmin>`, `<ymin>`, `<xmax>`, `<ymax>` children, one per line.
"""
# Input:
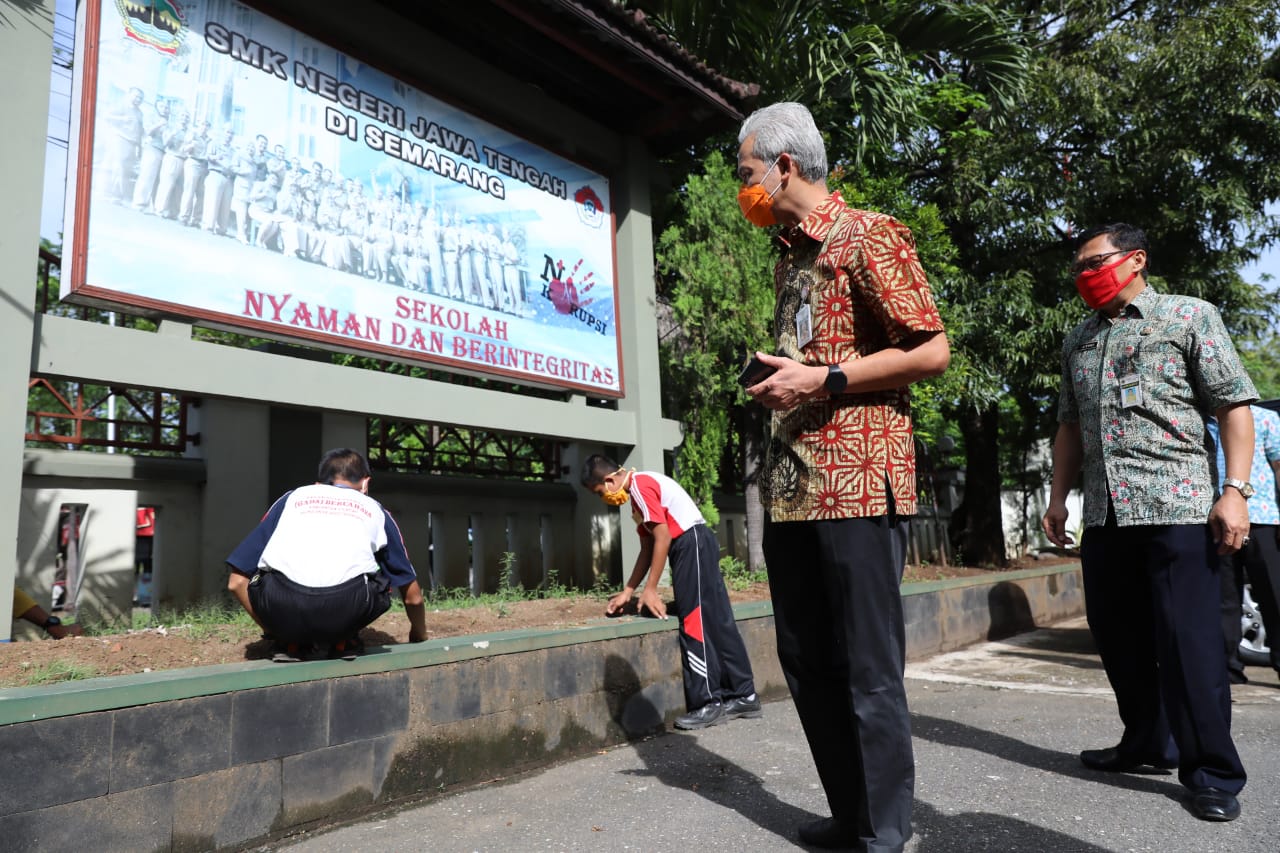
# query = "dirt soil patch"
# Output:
<box><xmin>1</xmin><ymin>557</ymin><xmax>1079</xmax><ymax>688</ymax></box>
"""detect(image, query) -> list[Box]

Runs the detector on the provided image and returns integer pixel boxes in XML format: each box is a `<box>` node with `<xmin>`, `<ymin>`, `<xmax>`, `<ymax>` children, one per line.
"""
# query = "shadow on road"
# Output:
<box><xmin>912</xmin><ymin>713</ymin><xmax>1183</xmax><ymax>798</ymax></box>
<box><xmin>604</xmin><ymin>653</ymin><xmax>1143</xmax><ymax>851</ymax></box>
<box><xmin>912</xmin><ymin>800</ymin><xmax>1113</xmax><ymax>852</ymax></box>
<box><xmin>988</xmin><ymin>649</ymin><xmax>1106</xmax><ymax>671</ymax></box>
<box><xmin>1004</xmin><ymin>624</ymin><xmax>1098</xmax><ymax>655</ymax></box>
<box><xmin>603</xmin><ymin>653</ymin><xmax>820</xmax><ymax>844</ymax></box>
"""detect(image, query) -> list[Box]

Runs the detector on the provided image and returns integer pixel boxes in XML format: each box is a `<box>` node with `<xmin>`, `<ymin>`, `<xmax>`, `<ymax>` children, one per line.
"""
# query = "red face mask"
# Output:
<box><xmin>1074</xmin><ymin>251</ymin><xmax>1139</xmax><ymax>310</ymax></box>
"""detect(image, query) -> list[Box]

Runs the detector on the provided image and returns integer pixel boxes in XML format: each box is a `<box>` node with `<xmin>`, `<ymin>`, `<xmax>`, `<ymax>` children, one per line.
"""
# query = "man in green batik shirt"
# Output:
<box><xmin>1042</xmin><ymin>222</ymin><xmax>1255</xmax><ymax>823</ymax></box>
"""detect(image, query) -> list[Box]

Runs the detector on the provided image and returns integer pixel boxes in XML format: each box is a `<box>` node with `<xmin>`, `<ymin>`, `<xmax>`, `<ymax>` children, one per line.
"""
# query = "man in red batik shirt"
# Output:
<box><xmin>737</xmin><ymin>102</ymin><xmax>950</xmax><ymax>852</ymax></box>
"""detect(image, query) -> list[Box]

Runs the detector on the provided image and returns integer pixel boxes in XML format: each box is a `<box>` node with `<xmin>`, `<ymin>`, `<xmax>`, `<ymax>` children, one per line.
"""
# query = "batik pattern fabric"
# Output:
<box><xmin>1058</xmin><ymin>287</ymin><xmax>1257</xmax><ymax>528</ymax></box>
<box><xmin>761</xmin><ymin>193</ymin><xmax>945</xmax><ymax>522</ymax></box>
<box><xmin>1208</xmin><ymin>405</ymin><xmax>1280</xmax><ymax>525</ymax></box>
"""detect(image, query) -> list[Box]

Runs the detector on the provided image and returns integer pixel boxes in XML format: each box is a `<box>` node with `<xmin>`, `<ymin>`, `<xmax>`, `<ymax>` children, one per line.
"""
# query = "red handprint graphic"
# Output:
<box><xmin>547</xmin><ymin>258</ymin><xmax>596</xmax><ymax>314</ymax></box>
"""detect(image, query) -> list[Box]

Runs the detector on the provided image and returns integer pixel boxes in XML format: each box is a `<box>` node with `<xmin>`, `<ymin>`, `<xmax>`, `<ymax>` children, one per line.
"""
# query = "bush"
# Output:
<box><xmin>720</xmin><ymin>554</ymin><xmax>767</xmax><ymax>591</ymax></box>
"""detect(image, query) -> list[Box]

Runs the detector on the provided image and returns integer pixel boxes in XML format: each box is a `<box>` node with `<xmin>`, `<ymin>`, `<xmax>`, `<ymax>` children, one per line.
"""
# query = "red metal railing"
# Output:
<box><xmin>28</xmin><ymin>249</ymin><xmax>197</xmax><ymax>453</ymax></box>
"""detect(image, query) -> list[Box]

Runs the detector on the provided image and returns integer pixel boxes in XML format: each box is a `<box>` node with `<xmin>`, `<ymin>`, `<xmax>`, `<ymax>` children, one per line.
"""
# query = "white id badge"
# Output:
<box><xmin>796</xmin><ymin>303</ymin><xmax>813</xmax><ymax>349</ymax></box>
<box><xmin>1119</xmin><ymin>373</ymin><xmax>1142</xmax><ymax>408</ymax></box>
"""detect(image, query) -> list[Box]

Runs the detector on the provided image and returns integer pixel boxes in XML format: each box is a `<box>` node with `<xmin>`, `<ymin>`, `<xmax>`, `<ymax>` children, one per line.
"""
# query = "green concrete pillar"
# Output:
<box><xmin>612</xmin><ymin>137</ymin><xmax>684</xmax><ymax>586</ymax></box>
<box><xmin>0</xmin><ymin>1</ymin><xmax>57</xmax><ymax>638</ymax></box>
<box><xmin>195</xmin><ymin>399</ymin><xmax>270</xmax><ymax>600</ymax></box>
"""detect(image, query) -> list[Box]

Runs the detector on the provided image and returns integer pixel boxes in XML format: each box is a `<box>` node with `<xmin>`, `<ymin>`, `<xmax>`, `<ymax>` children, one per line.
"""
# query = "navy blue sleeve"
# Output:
<box><xmin>225</xmin><ymin>491</ymin><xmax>292</xmax><ymax>576</ymax></box>
<box><xmin>376</xmin><ymin>509</ymin><xmax>418</xmax><ymax>589</ymax></box>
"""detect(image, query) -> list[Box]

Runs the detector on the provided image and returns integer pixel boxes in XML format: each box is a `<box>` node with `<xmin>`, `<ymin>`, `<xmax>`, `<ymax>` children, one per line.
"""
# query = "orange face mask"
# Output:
<box><xmin>600</xmin><ymin>467</ymin><xmax>633</xmax><ymax>506</ymax></box>
<box><xmin>737</xmin><ymin>157</ymin><xmax>781</xmax><ymax>227</ymax></box>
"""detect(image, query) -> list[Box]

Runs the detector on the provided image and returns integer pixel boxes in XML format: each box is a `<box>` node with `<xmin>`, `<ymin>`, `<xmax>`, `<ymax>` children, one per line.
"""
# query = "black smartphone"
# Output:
<box><xmin>737</xmin><ymin>355</ymin><xmax>776</xmax><ymax>387</ymax></box>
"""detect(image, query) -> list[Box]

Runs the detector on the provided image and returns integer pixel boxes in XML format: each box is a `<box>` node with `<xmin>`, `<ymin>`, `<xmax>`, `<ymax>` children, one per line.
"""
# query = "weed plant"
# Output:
<box><xmin>719</xmin><ymin>555</ymin><xmax>768</xmax><ymax>591</ymax></box>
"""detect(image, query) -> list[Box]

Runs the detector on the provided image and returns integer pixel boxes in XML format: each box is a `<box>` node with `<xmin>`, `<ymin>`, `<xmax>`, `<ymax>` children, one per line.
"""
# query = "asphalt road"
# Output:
<box><xmin>265</xmin><ymin>616</ymin><xmax>1279</xmax><ymax>852</ymax></box>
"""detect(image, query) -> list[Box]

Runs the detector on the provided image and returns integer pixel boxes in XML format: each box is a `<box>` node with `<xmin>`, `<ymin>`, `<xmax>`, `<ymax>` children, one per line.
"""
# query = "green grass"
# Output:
<box><xmin>78</xmin><ymin>599</ymin><xmax>257</xmax><ymax>641</ymax></box>
<box><xmin>420</xmin><ymin>554</ymin><xmax>769</xmax><ymax>605</ymax></box>
<box><xmin>424</xmin><ymin>583</ymin><xmax>587</xmax><ymax>611</ymax></box>
<box><xmin>418</xmin><ymin>552</ymin><xmax>614</xmax><ymax>613</ymax></box>
<box><xmin>20</xmin><ymin>659</ymin><xmax>100</xmax><ymax>686</ymax></box>
<box><xmin>904</xmin><ymin>567</ymin><xmax>956</xmax><ymax>583</ymax></box>
<box><xmin>64</xmin><ymin>551</ymin><xmax>762</xmax><ymax>639</ymax></box>
<box><xmin>147</xmin><ymin>600</ymin><xmax>257</xmax><ymax>641</ymax></box>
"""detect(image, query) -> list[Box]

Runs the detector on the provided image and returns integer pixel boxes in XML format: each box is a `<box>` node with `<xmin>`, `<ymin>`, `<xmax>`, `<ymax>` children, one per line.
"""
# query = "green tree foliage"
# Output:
<box><xmin>637</xmin><ymin>1</ymin><xmax>1029</xmax><ymax>168</ymax></box>
<box><xmin>654</xmin><ymin>151</ymin><xmax>775</xmax><ymax>521</ymax></box>
<box><xmin>640</xmin><ymin>0</ymin><xmax>1029</xmax><ymax>556</ymax></box>
<box><xmin>1237</xmin><ymin>329</ymin><xmax>1280</xmax><ymax>402</ymax></box>
<box><xmin>911</xmin><ymin>0</ymin><xmax>1280</xmax><ymax>562</ymax></box>
<box><xmin>644</xmin><ymin>0</ymin><xmax>1280</xmax><ymax>567</ymax></box>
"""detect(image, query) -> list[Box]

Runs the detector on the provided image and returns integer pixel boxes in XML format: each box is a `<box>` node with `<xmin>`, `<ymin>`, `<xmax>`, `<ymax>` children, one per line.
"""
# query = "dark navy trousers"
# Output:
<box><xmin>1082</xmin><ymin>509</ymin><xmax>1246</xmax><ymax>793</ymax></box>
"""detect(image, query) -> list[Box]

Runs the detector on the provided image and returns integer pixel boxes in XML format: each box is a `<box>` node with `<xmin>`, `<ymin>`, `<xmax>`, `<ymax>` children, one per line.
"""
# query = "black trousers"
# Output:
<box><xmin>763</xmin><ymin>513</ymin><xmax>914</xmax><ymax>853</ymax></box>
<box><xmin>669</xmin><ymin>524</ymin><xmax>756</xmax><ymax>710</ymax></box>
<box><xmin>1219</xmin><ymin>546</ymin><xmax>1248</xmax><ymax>678</ymax></box>
<box><xmin>1081</xmin><ymin>511</ymin><xmax>1246</xmax><ymax>793</ymax></box>
<box><xmin>248</xmin><ymin>569</ymin><xmax>391</xmax><ymax>646</ymax></box>
<box><xmin>1221</xmin><ymin>523</ymin><xmax>1280</xmax><ymax>671</ymax></box>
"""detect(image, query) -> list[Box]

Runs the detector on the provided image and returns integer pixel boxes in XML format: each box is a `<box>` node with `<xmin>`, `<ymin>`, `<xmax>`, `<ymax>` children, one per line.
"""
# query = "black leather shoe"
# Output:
<box><xmin>1190</xmin><ymin>787</ymin><xmax>1240</xmax><ymax>822</ymax></box>
<box><xmin>1080</xmin><ymin>747</ymin><xmax>1176</xmax><ymax>772</ymax></box>
<box><xmin>674</xmin><ymin>701</ymin><xmax>725</xmax><ymax>730</ymax></box>
<box><xmin>798</xmin><ymin>817</ymin><xmax>860</xmax><ymax>849</ymax></box>
<box><xmin>723</xmin><ymin>694</ymin><xmax>763</xmax><ymax>720</ymax></box>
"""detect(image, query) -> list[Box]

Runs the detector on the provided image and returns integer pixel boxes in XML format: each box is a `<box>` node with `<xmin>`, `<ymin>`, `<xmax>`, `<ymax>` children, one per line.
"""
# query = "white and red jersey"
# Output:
<box><xmin>628</xmin><ymin>471</ymin><xmax>705</xmax><ymax>539</ymax></box>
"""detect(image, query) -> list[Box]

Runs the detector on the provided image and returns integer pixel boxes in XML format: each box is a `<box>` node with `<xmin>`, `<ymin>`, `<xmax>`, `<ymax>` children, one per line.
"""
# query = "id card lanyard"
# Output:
<box><xmin>1119</xmin><ymin>372</ymin><xmax>1142</xmax><ymax>408</ymax></box>
<box><xmin>1101</xmin><ymin>314</ymin><xmax>1142</xmax><ymax>410</ymax></box>
<box><xmin>795</xmin><ymin>210</ymin><xmax>848</xmax><ymax>350</ymax></box>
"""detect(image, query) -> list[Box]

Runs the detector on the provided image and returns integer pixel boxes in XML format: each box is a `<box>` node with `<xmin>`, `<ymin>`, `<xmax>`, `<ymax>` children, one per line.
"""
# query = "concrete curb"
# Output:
<box><xmin>0</xmin><ymin>565</ymin><xmax>1082</xmax><ymax>726</ymax></box>
<box><xmin>0</xmin><ymin>564</ymin><xmax>1082</xmax><ymax>726</ymax></box>
<box><xmin>0</xmin><ymin>564</ymin><xmax>1084</xmax><ymax>852</ymax></box>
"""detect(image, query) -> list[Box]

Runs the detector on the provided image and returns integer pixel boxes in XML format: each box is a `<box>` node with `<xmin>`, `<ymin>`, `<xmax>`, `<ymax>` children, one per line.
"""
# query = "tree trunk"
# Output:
<box><xmin>957</xmin><ymin>404</ymin><xmax>1007</xmax><ymax>567</ymax></box>
<box><xmin>741</xmin><ymin>402</ymin><xmax>767</xmax><ymax>572</ymax></box>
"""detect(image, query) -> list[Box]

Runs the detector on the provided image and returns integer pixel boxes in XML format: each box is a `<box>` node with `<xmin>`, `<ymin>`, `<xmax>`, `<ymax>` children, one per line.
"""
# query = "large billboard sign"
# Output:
<box><xmin>65</xmin><ymin>0</ymin><xmax>623</xmax><ymax>396</ymax></box>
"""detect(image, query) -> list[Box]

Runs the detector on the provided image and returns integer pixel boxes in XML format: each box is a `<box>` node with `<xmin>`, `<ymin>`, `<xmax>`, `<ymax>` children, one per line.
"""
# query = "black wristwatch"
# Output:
<box><xmin>824</xmin><ymin>364</ymin><xmax>847</xmax><ymax>395</ymax></box>
<box><xmin>42</xmin><ymin>615</ymin><xmax>62</xmax><ymax>630</ymax></box>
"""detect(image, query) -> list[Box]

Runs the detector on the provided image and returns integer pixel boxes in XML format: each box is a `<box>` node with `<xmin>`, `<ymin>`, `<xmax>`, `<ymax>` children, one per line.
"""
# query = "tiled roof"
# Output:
<box><xmin>381</xmin><ymin>0</ymin><xmax>759</xmax><ymax>154</ymax></box>
<box><xmin>556</xmin><ymin>0</ymin><xmax>759</xmax><ymax>111</ymax></box>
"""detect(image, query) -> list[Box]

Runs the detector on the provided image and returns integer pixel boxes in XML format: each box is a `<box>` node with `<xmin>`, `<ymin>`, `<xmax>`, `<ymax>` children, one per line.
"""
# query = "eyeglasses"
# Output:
<box><xmin>1069</xmin><ymin>249</ymin><xmax>1130</xmax><ymax>276</ymax></box>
